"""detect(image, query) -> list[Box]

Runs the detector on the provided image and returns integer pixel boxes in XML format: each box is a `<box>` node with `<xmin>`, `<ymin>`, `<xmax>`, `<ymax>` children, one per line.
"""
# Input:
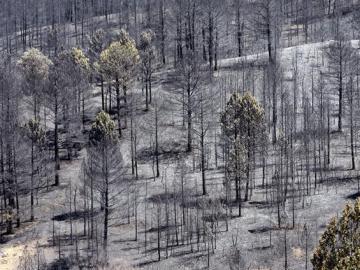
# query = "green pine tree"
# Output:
<box><xmin>99</xmin><ymin>30</ymin><xmax>139</xmax><ymax>137</ymax></box>
<box><xmin>312</xmin><ymin>199</ymin><xmax>360</xmax><ymax>269</ymax></box>
<box><xmin>221</xmin><ymin>92</ymin><xmax>265</xmax><ymax>215</ymax></box>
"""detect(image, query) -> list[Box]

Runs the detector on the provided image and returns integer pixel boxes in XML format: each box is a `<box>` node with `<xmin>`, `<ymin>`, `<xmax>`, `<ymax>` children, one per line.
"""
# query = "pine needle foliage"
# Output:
<box><xmin>312</xmin><ymin>199</ymin><xmax>360</xmax><ymax>270</ymax></box>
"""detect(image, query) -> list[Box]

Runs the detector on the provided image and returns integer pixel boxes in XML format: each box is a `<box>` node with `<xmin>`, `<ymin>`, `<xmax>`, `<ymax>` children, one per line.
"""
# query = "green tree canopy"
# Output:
<box><xmin>53</xmin><ymin>48</ymin><xmax>90</xmax><ymax>98</ymax></box>
<box><xmin>18</xmin><ymin>48</ymin><xmax>53</xmax><ymax>120</ymax></box>
<box><xmin>89</xmin><ymin>111</ymin><xmax>117</xmax><ymax>144</ymax></box>
<box><xmin>312</xmin><ymin>199</ymin><xmax>360</xmax><ymax>270</ymax></box>
<box><xmin>25</xmin><ymin>119</ymin><xmax>45</xmax><ymax>144</ymax></box>
<box><xmin>221</xmin><ymin>92</ymin><xmax>265</xmax><ymax>141</ymax></box>
<box><xmin>99</xmin><ymin>32</ymin><xmax>139</xmax><ymax>87</ymax></box>
<box><xmin>139</xmin><ymin>29</ymin><xmax>156</xmax><ymax>76</ymax></box>
<box><xmin>71</xmin><ymin>48</ymin><xmax>90</xmax><ymax>71</ymax></box>
<box><xmin>139</xmin><ymin>29</ymin><xmax>156</xmax><ymax>51</ymax></box>
<box><xmin>17</xmin><ymin>48</ymin><xmax>52</xmax><ymax>85</ymax></box>
<box><xmin>58</xmin><ymin>47</ymin><xmax>90</xmax><ymax>74</ymax></box>
<box><xmin>88</xmin><ymin>28</ymin><xmax>107</xmax><ymax>61</ymax></box>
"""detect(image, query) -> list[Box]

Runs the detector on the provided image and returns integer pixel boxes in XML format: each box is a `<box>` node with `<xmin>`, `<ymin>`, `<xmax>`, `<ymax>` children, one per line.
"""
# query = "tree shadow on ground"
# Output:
<box><xmin>137</xmin><ymin>140</ymin><xmax>189</xmax><ymax>163</ymax></box>
<box><xmin>248</xmin><ymin>226</ymin><xmax>278</xmax><ymax>234</ymax></box>
<box><xmin>47</xmin><ymin>257</ymin><xmax>71</xmax><ymax>270</ymax></box>
<box><xmin>52</xmin><ymin>209</ymin><xmax>100</xmax><ymax>222</ymax></box>
<box><xmin>347</xmin><ymin>191</ymin><xmax>360</xmax><ymax>200</ymax></box>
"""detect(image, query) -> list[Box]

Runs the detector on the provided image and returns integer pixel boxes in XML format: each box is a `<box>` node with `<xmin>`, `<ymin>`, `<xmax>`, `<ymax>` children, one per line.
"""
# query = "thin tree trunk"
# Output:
<box><xmin>116</xmin><ymin>77</ymin><xmax>122</xmax><ymax>137</ymax></box>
